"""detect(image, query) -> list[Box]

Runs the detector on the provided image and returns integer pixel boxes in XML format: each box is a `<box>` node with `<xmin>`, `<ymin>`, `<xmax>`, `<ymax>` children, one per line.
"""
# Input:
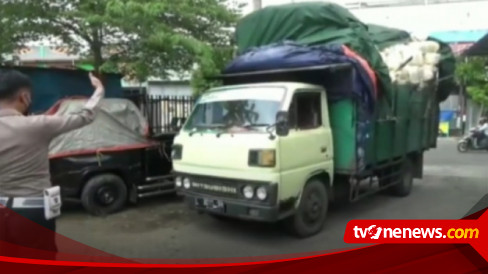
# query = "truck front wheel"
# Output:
<box><xmin>285</xmin><ymin>179</ymin><xmax>328</xmax><ymax>238</ymax></box>
<box><xmin>81</xmin><ymin>174</ymin><xmax>128</xmax><ymax>216</ymax></box>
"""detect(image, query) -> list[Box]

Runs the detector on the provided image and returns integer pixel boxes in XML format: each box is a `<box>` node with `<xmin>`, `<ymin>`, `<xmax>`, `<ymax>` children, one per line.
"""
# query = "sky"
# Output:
<box><xmin>243</xmin><ymin>0</ymin><xmax>488</xmax><ymax>34</ymax></box>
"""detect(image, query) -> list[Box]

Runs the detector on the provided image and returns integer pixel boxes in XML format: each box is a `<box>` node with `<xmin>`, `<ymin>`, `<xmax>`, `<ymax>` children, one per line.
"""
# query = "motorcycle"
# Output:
<box><xmin>457</xmin><ymin>127</ymin><xmax>488</xmax><ymax>152</ymax></box>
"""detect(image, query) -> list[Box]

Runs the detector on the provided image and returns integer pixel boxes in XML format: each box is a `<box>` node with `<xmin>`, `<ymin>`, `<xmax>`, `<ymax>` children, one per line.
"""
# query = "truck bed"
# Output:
<box><xmin>331</xmin><ymin>82</ymin><xmax>438</xmax><ymax>175</ymax></box>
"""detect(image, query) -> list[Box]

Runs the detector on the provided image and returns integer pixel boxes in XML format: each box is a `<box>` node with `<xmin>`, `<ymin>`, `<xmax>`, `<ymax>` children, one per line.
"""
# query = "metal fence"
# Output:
<box><xmin>124</xmin><ymin>91</ymin><xmax>195</xmax><ymax>135</ymax></box>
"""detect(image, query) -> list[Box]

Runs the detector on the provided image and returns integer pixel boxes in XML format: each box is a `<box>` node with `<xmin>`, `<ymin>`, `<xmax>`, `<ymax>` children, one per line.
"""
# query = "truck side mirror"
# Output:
<box><xmin>276</xmin><ymin>111</ymin><xmax>289</xmax><ymax>137</ymax></box>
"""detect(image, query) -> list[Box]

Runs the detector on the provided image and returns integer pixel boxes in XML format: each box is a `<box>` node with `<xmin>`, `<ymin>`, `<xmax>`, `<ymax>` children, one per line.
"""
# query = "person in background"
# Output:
<box><xmin>476</xmin><ymin>117</ymin><xmax>488</xmax><ymax>148</ymax></box>
<box><xmin>0</xmin><ymin>70</ymin><xmax>104</xmax><ymax>259</ymax></box>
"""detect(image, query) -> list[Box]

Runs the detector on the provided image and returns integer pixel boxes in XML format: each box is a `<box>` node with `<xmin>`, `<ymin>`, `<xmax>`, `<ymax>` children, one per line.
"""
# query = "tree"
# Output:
<box><xmin>0</xmin><ymin>0</ymin><xmax>243</xmax><ymax>82</ymax></box>
<box><xmin>191</xmin><ymin>46</ymin><xmax>236</xmax><ymax>95</ymax></box>
<box><xmin>456</xmin><ymin>57</ymin><xmax>488</xmax><ymax>115</ymax></box>
<box><xmin>0</xmin><ymin>18</ymin><xmax>16</xmax><ymax>62</ymax></box>
<box><xmin>106</xmin><ymin>0</ymin><xmax>243</xmax><ymax>82</ymax></box>
<box><xmin>0</xmin><ymin>7</ymin><xmax>35</xmax><ymax>63</ymax></box>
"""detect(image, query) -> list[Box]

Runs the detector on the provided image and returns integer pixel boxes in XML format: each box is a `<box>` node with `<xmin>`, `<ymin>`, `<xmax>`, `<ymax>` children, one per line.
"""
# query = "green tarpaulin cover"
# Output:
<box><xmin>367</xmin><ymin>24</ymin><xmax>411</xmax><ymax>50</ymax></box>
<box><xmin>236</xmin><ymin>2</ymin><xmax>391</xmax><ymax>94</ymax></box>
<box><xmin>428</xmin><ymin>37</ymin><xmax>457</xmax><ymax>101</ymax></box>
<box><xmin>236</xmin><ymin>2</ymin><xmax>456</xmax><ymax>101</ymax></box>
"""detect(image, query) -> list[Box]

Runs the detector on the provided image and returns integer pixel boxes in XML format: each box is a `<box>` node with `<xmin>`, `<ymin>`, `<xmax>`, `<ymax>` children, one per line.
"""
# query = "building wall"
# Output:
<box><xmin>350</xmin><ymin>0</ymin><xmax>488</xmax><ymax>33</ymax></box>
<box><xmin>146</xmin><ymin>81</ymin><xmax>193</xmax><ymax>97</ymax></box>
<box><xmin>440</xmin><ymin>95</ymin><xmax>460</xmax><ymax>111</ymax></box>
<box><xmin>466</xmin><ymin>99</ymin><xmax>484</xmax><ymax>131</ymax></box>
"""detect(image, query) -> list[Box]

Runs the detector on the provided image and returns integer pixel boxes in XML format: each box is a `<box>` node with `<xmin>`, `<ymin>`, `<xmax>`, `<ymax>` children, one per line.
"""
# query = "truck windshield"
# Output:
<box><xmin>184</xmin><ymin>87</ymin><xmax>285</xmax><ymax>133</ymax></box>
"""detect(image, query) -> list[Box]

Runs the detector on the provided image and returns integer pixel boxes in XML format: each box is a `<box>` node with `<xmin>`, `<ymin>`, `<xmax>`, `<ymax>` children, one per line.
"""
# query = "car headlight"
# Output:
<box><xmin>248</xmin><ymin>149</ymin><xmax>275</xmax><ymax>167</ymax></box>
<box><xmin>256</xmin><ymin>186</ymin><xmax>267</xmax><ymax>201</ymax></box>
<box><xmin>175</xmin><ymin>177</ymin><xmax>182</xmax><ymax>188</ymax></box>
<box><xmin>183</xmin><ymin>177</ymin><xmax>191</xmax><ymax>189</ymax></box>
<box><xmin>242</xmin><ymin>185</ymin><xmax>254</xmax><ymax>199</ymax></box>
<box><xmin>172</xmin><ymin>144</ymin><xmax>183</xmax><ymax>160</ymax></box>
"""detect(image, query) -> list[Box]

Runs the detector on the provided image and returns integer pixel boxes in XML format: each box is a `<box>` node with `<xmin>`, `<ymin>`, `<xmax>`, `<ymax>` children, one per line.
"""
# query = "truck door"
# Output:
<box><xmin>279</xmin><ymin>90</ymin><xmax>333</xmax><ymax>200</ymax></box>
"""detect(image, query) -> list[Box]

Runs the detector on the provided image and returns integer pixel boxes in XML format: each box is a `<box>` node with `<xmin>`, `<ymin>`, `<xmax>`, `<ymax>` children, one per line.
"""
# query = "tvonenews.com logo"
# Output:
<box><xmin>353</xmin><ymin>225</ymin><xmax>479</xmax><ymax>240</ymax></box>
<box><xmin>344</xmin><ymin>216</ymin><xmax>487</xmax><ymax>259</ymax></box>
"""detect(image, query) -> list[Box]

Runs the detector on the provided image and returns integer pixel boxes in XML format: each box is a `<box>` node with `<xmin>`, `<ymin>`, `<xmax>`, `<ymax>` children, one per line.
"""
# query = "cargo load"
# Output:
<box><xmin>235</xmin><ymin>2</ymin><xmax>456</xmax><ymax>101</ymax></box>
<box><xmin>367</xmin><ymin>24</ymin><xmax>457</xmax><ymax>101</ymax></box>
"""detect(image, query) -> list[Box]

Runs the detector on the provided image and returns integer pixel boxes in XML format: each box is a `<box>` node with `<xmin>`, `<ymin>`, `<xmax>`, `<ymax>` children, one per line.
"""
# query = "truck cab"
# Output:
<box><xmin>173</xmin><ymin>82</ymin><xmax>334</xmax><ymax>237</ymax></box>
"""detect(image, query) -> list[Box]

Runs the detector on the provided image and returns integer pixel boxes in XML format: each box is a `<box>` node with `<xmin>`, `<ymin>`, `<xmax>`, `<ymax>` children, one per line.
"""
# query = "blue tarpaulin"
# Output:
<box><xmin>224</xmin><ymin>42</ymin><xmax>377</xmax><ymax>171</ymax></box>
<box><xmin>429</xmin><ymin>30</ymin><xmax>488</xmax><ymax>43</ymax></box>
<box><xmin>224</xmin><ymin>42</ymin><xmax>376</xmax><ymax>114</ymax></box>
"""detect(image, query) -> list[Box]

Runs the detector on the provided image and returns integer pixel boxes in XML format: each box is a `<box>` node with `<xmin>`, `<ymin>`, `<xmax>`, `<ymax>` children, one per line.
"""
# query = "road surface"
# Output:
<box><xmin>58</xmin><ymin>138</ymin><xmax>488</xmax><ymax>259</ymax></box>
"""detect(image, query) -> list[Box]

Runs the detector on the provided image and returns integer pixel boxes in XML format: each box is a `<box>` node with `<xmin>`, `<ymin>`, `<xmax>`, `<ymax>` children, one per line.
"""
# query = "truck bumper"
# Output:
<box><xmin>182</xmin><ymin>192</ymin><xmax>281</xmax><ymax>222</ymax></box>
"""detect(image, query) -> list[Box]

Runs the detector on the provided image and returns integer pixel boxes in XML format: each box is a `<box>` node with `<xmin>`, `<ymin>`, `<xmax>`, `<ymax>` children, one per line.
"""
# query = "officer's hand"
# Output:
<box><xmin>89</xmin><ymin>72</ymin><xmax>104</xmax><ymax>91</ymax></box>
<box><xmin>85</xmin><ymin>72</ymin><xmax>105</xmax><ymax>109</ymax></box>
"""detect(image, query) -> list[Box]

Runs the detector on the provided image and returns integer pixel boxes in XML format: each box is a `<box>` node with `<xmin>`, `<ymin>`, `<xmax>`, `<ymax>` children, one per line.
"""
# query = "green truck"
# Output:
<box><xmin>172</xmin><ymin>3</ymin><xmax>456</xmax><ymax>237</ymax></box>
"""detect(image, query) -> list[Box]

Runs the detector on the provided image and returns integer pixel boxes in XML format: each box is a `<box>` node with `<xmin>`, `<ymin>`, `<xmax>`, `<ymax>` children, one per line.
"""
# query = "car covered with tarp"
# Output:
<box><xmin>48</xmin><ymin>98</ymin><xmax>174</xmax><ymax>215</ymax></box>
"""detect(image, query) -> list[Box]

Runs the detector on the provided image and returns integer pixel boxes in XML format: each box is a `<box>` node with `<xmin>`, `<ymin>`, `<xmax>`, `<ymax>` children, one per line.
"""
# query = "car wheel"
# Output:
<box><xmin>285</xmin><ymin>179</ymin><xmax>328</xmax><ymax>238</ymax></box>
<box><xmin>81</xmin><ymin>174</ymin><xmax>127</xmax><ymax>216</ymax></box>
<box><xmin>388</xmin><ymin>159</ymin><xmax>414</xmax><ymax>197</ymax></box>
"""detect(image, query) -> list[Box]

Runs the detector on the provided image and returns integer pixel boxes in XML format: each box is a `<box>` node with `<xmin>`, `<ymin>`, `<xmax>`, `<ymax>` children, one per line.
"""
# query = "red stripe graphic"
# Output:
<box><xmin>1</xmin><ymin>206</ymin><xmax>487</xmax><ymax>272</ymax></box>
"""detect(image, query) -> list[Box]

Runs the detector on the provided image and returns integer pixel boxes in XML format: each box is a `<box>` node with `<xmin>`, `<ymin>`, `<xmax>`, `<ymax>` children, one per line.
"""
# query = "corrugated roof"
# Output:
<box><xmin>11</xmin><ymin>46</ymin><xmax>79</xmax><ymax>61</ymax></box>
<box><xmin>429</xmin><ymin>29</ymin><xmax>488</xmax><ymax>43</ymax></box>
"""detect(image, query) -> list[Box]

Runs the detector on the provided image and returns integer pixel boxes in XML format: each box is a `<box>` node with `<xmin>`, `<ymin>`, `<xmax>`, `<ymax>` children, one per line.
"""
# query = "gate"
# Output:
<box><xmin>124</xmin><ymin>91</ymin><xmax>195</xmax><ymax>135</ymax></box>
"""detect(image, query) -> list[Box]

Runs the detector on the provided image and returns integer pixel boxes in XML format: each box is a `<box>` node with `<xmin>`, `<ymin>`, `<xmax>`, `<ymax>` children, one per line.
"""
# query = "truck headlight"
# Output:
<box><xmin>248</xmin><ymin>149</ymin><xmax>275</xmax><ymax>167</ymax></box>
<box><xmin>183</xmin><ymin>177</ymin><xmax>191</xmax><ymax>189</ymax></box>
<box><xmin>256</xmin><ymin>186</ymin><xmax>268</xmax><ymax>200</ymax></box>
<box><xmin>242</xmin><ymin>185</ymin><xmax>254</xmax><ymax>199</ymax></box>
<box><xmin>175</xmin><ymin>176</ymin><xmax>182</xmax><ymax>188</ymax></box>
<box><xmin>172</xmin><ymin>144</ymin><xmax>183</xmax><ymax>160</ymax></box>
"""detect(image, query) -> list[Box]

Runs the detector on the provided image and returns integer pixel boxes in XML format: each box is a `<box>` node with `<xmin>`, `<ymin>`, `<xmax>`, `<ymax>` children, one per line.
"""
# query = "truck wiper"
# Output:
<box><xmin>242</xmin><ymin>123</ymin><xmax>271</xmax><ymax>129</ymax></box>
<box><xmin>241</xmin><ymin>123</ymin><xmax>277</xmax><ymax>140</ymax></box>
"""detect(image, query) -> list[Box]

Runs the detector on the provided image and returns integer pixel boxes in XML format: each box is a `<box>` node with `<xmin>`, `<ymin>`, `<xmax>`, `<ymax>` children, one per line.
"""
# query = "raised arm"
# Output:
<box><xmin>41</xmin><ymin>73</ymin><xmax>105</xmax><ymax>139</ymax></box>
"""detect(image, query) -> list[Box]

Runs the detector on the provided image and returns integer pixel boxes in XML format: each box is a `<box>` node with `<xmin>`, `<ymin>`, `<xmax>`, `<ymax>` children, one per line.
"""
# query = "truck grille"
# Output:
<box><xmin>187</xmin><ymin>176</ymin><xmax>240</xmax><ymax>198</ymax></box>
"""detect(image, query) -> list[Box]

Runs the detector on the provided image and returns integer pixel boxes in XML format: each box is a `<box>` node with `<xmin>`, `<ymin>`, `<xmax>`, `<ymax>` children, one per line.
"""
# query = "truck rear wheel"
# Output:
<box><xmin>285</xmin><ymin>179</ymin><xmax>328</xmax><ymax>238</ymax></box>
<box><xmin>388</xmin><ymin>159</ymin><xmax>414</xmax><ymax>197</ymax></box>
<box><xmin>81</xmin><ymin>174</ymin><xmax>127</xmax><ymax>216</ymax></box>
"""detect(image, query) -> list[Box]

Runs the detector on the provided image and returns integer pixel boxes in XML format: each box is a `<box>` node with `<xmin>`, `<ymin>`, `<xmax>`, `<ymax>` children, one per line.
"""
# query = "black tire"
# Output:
<box><xmin>457</xmin><ymin>141</ymin><xmax>468</xmax><ymax>153</ymax></box>
<box><xmin>285</xmin><ymin>179</ymin><xmax>328</xmax><ymax>238</ymax></box>
<box><xmin>389</xmin><ymin>159</ymin><xmax>414</xmax><ymax>197</ymax></box>
<box><xmin>81</xmin><ymin>174</ymin><xmax>127</xmax><ymax>216</ymax></box>
<box><xmin>331</xmin><ymin>178</ymin><xmax>350</xmax><ymax>208</ymax></box>
<box><xmin>377</xmin><ymin>168</ymin><xmax>393</xmax><ymax>194</ymax></box>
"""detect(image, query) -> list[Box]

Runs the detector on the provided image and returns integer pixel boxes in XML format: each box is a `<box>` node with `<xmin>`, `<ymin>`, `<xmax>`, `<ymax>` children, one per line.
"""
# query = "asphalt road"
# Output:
<box><xmin>58</xmin><ymin>138</ymin><xmax>488</xmax><ymax>259</ymax></box>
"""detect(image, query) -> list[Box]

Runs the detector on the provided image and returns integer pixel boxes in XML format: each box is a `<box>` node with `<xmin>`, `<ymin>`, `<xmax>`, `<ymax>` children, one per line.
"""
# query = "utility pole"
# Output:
<box><xmin>253</xmin><ymin>0</ymin><xmax>262</xmax><ymax>11</ymax></box>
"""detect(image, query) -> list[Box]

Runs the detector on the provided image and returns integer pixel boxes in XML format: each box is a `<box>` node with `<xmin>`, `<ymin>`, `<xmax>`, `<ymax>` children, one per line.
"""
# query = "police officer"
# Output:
<box><xmin>0</xmin><ymin>70</ymin><xmax>104</xmax><ymax>258</ymax></box>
